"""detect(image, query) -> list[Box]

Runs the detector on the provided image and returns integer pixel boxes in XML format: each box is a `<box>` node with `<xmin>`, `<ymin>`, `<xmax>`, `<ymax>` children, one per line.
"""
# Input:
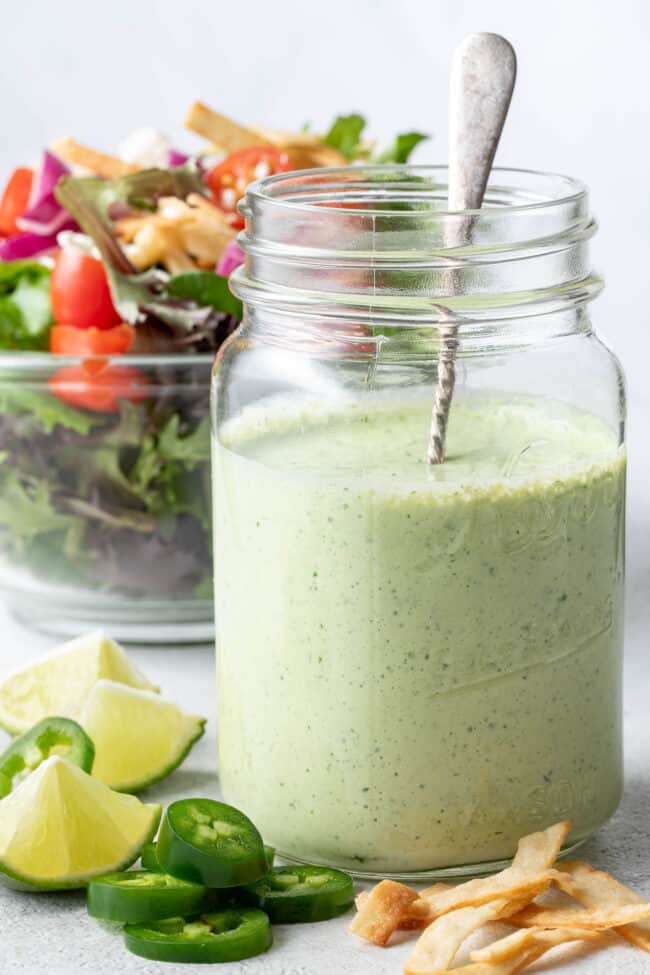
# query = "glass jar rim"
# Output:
<box><xmin>234</xmin><ymin>164</ymin><xmax>600</xmax><ymax>333</ymax></box>
<box><xmin>242</xmin><ymin>164</ymin><xmax>588</xmax><ymax>220</ymax></box>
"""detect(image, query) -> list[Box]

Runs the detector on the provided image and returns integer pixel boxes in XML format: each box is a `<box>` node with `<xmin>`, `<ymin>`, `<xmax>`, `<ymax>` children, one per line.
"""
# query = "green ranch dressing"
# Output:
<box><xmin>213</xmin><ymin>396</ymin><xmax>625</xmax><ymax>873</ymax></box>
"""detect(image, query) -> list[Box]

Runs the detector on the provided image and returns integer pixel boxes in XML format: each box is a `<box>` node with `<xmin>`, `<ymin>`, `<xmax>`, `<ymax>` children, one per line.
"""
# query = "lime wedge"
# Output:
<box><xmin>0</xmin><ymin>756</ymin><xmax>161</xmax><ymax>890</ymax></box>
<box><xmin>0</xmin><ymin>630</ymin><xmax>158</xmax><ymax>734</ymax></box>
<box><xmin>80</xmin><ymin>680</ymin><xmax>205</xmax><ymax>793</ymax></box>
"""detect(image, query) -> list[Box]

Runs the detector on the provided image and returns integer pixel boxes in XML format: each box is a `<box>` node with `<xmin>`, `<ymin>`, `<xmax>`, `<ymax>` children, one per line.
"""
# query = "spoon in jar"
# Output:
<box><xmin>427</xmin><ymin>32</ymin><xmax>517</xmax><ymax>464</ymax></box>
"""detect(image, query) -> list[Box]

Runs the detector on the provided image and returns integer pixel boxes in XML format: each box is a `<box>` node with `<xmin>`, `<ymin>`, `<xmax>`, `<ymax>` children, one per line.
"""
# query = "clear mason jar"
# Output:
<box><xmin>211</xmin><ymin>166</ymin><xmax>626</xmax><ymax>879</ymax></box>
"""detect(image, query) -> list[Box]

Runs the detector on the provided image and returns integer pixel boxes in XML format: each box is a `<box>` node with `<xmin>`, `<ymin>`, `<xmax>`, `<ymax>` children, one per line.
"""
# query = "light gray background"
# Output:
<box><xmin>1</xmin><ymin>1</ymin><xmax>650</xmax><ymax>972</ymax></box>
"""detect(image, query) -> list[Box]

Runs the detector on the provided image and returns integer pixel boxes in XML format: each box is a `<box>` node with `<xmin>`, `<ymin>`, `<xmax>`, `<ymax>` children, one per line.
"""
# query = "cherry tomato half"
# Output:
<box><xmin>0</xmin><ymin>168</ymin><xmax>34</xmax><ymax>237</ymax></box>
<box><xmin>49</xmin><ymin>362</ymin><xmax>149</xmax><ymax>413</ymax></box>
<box><xmin>206</xmin><ymin>147</ymin><xmax>292</xmax><ymax>230</ymax></box>
<box><xmin>50</xmin><ymin>250</ymin><xmax>122</xmax><ymax>330</ymax></box>
<box><xmin>50</xmin><ymin>322</ymin><xmax>135</xmax><ymax>356</ymax></box>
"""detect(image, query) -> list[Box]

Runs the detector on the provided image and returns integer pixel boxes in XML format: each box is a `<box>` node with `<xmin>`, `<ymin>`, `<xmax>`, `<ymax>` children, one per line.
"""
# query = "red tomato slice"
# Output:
<box><xmin>0</xmin><ymin>168</ymin><xmax>34</xmax><ymax>237</ymax></box>
<box><xmin>206</xmin><ymin>147</ymin><xmax>293</xmax><ymax>229</ymax></box>
<box><xmin>49</xmin><ymin>362</ymin><xmax>149</xmax><ymax>413</ymax></box>
<box><xmin>50</xmin><ymin>250</ymin><xmax>122</xmax><ymax>330</ymax></box>
<box><xmin>50</xmin><ymin>322</ymin><xmax>135</xmax><ymax>356</ymax></box>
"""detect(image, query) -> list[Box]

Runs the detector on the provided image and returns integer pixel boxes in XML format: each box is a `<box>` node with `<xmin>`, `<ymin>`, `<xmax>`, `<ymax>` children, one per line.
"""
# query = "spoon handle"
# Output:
<box><xmin>449</xmin><ymin>32</ymin><xmax>517</xmax><ymax>214</ymax></box>
<box><xmin>427</xmin><ymin>33</ymin><xmax>516</xmax><ymax>465</ymax></box>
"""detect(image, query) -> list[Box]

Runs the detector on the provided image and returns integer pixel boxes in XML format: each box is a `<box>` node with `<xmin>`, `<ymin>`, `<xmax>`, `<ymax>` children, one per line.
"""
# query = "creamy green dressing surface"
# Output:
<box><xmin>212</xmin><ymin>396</ymin><xmax>625</xmax><ymax>874</ymax></box>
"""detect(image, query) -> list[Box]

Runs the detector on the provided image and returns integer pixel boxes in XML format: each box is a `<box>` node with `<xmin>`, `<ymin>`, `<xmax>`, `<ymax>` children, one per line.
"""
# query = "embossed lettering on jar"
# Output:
<box><xmin>211</xmin><ymin>167</ymin><xmax>626</xmax><ymax>879</ymax></box>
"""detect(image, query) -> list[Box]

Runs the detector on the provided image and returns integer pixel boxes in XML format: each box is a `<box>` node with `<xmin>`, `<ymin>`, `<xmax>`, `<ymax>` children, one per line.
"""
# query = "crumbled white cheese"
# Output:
<box><xmin>117</xmin><ymin>128</ymin><xmax>170</xmax><ymax>168</ymax></box>
<box><xmin>57</xmin><ymin>230</ymin><xmax>101</xmax><ymax>259</ymax></box>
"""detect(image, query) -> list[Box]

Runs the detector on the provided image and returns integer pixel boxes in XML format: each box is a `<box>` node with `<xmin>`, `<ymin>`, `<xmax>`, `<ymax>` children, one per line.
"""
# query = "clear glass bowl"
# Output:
<box><xmin>0</xmin><ymin>351</ymin><xmax>214</xmax><ymax>643</ymax></box>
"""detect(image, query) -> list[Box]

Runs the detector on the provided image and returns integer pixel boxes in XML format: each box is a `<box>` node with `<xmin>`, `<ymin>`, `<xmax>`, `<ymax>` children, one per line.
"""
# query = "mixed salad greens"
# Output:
<box><xmin>0</xmin><ymin>105</ymin><xmax>428</xmax><ymax>604</ymax></box>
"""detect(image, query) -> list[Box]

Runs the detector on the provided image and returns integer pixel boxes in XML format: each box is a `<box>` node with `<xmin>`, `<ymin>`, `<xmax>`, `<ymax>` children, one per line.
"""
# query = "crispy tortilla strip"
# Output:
<box><xmin>280</xmin><ymin>142</ymin><xmax>348</xmax><ymax>168</ymax></box>
<box><xmin>350</xmin><ymin>880</ymin><xmax>419</xmax><ymax>946</ymax></box>
<box><xmin>510</xmin><ymin>821</ymin><xmax>570</xmax><ymax>874</ymax></box>
<box><xmin>555</xmin><ymin>860</ymin><xmax>650</xmax><ymax>952</ymax></box>
<box><xmin>404</xmin><ymin>900</ymin><xmax>509</xmax><ymax>975</ymax></box>
<box><xmin>411</xmin><ymin>821</ymin><xmax>570</xmax><ymax>925</ymax></box>
<box><xmin>251</xmin><ymin>127</ymin><xmax>323</xmax><ymax>146</ymax></box>
<box><xmin>400</xmin><ymin>885</ymin><xmax>452</xmax><ymax>931</ymax></box>
<box><xmin>450</xmin><ymin>927</ymin><xmax>604</xmax><ymax>974</ymax></box>
<box><xmin>509</xmin><ymin>901</ymin><xmax>650</xmax><ymax>930</ymax></box>
<box><xmin>400</xmin><ymin>876</ymin><xmax>554</xmax><ymax>935</ymax></box>
<box><xmin>121</xmin><ymin>221</ymin><xmax>189</xmax><ymax>272</ymax></box>
<box><xmin>117</xmin><ymin>194</ymin><xmax>234</xmax><ymax>272</ymax></box>
<box><xmin>470</xmin><ymin>925</ymin><xmax>603</xmax><ymax>963</ymax></box>
<box><xmin>419</xmin><ymin>874</ymin><xmax>556</xmax><ymax>919</ymax></box>
<box><xmin>352</xmin><ymin>882</ymin><xmax>451</xmax><ymax>940</ymax></box>
<box><xmin>50</xmin><ymin>138</ymin><xmax>139</xmax><ymax>178</ymax></box>
<box><xmin>185</xmin><ymin>102</ymin><xmax>269</xmax><ymax>153</ymax></box>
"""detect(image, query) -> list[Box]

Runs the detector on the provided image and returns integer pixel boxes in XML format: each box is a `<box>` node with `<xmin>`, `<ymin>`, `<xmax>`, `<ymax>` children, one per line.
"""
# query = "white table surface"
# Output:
<box><xmin>1</xmin><ymin>600</ymin><xmax>649</xmax><ymax>975</ymax></box>
<box><xmin>2</xmin><ymin>321</ymin><xmax>650</xmax><ymax>973</ymax></box>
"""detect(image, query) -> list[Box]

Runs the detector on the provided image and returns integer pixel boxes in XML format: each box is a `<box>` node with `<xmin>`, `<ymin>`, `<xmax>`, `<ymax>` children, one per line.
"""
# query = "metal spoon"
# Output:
<box><xmin>427</xmin><ymin>32</ymin><xmax>517</xmax><ymax>465</ymax></box>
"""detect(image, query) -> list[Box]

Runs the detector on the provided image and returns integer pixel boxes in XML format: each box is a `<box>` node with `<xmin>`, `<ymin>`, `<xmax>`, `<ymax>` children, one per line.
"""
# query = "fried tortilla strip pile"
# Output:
<box><xmin>415</xmin><ymin>821</ymin><xmax>570</xmax><ymax>922</ymax></box>
<box><xmin>348</xmin><ymin>820</ymin><xmax>650</xmax><ymax>974</ymax></box>
<box><xmin>351</xmin><ymin>821</ymin><xmax>569</xmax><ymax>947</ymax></box>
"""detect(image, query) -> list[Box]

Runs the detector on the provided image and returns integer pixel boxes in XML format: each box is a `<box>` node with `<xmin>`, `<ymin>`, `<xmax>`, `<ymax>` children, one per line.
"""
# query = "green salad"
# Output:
<box><xmin>0</xmin><ymin>106</ymin><xmax>427</xmax><ymax>603</ymax></box>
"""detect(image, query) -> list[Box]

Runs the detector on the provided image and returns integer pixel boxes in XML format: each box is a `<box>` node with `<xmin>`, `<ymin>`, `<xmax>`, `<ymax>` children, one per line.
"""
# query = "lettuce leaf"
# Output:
<box><xmin>0</xmin><ymin>386</ymin><xmax>102</xmax><ymax>434</ymax></box>
<box><xmin>323</xmin><ymin>114</ymin><xmax>368</xmax><ymax>160</ymax></box>
<box><xmin>323</xmin><ymin>115</ymin><xmax>430</xmax><ymax>164</ymax></box>
<box><xmin>0</xmin><ymin>463</ymin><xmax>78</xmax><ymax>547</ymax></box>
<box><xmin>0</xmin><ymin>261</ymin><xmax>52</xmax><ymax>350</ymax></box>
<box><xmin>376</xmin><ymin>131</ymin><xmax>429</xmax><ymax>164</ymax></box>
<box><xmin>165</xmin><ymin>271</ymin><xmax>242</xmax><ymax>319</ymax></box>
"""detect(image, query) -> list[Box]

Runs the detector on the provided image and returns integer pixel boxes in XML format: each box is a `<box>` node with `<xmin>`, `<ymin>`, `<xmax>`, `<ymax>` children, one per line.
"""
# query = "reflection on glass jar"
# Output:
<box><xmin>212</xmin><ymin>167</ymin><xmax>626</xmax><ymax>878</ymax></box>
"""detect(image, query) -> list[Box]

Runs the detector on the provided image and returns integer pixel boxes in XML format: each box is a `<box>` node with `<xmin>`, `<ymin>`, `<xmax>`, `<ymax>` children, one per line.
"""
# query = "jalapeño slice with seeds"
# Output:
<box><xmin>87</xmin><ymin>870</ymin><xmax>208</xmax><ymax>923</ymax></box>
<box><xmin>242</xmin><ymin>865</ymin><xmax>354</xmax><ymax>923</ymax></box>
<box><xmin>156</xmin><ymin>799</ymin><xmax>268</xmax><ymax>887</ymax></box>
<box><xmin>124</xmin><ymin>908</ymin><xmax>272</xmax><ymax>963</ymax></box>
<box><xmin>0</xmin><ymin>717</ymin><xmax>94</xmax><ymax>798</ymax></box>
